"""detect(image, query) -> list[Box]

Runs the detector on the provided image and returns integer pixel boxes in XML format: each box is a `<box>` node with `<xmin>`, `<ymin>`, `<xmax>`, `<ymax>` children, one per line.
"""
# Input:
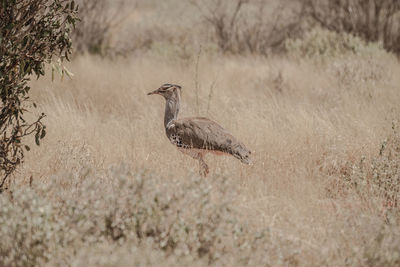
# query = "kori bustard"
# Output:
<box><xmin>148</xmin><ymin>83</ymin><xmax>251</xmax><ymax>176</ymax></box>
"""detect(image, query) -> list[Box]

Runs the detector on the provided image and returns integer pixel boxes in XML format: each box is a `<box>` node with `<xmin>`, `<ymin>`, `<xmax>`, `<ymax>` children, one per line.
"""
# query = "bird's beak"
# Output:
<box><xmin>147</xmin><ymin>89</ymin><xmax>159</xmax><ymax>96</ymax></box>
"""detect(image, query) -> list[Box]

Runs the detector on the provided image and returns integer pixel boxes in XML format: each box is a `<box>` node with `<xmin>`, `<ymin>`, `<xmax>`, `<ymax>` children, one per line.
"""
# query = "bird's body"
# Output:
<box><xmin>167</xmin><ymin>117</ymin><xmax>251</xmax><ymax>163</ymax></box>
<box><xmin>148</xmin><ymin>84</ymin><xmax>251</xmax><ymax>176</ymax></box>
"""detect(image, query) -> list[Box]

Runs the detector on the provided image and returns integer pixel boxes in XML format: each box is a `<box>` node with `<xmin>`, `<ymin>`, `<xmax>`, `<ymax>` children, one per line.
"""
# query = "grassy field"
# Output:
<box><xmin>2</xmin><ymin>1</ymin><xmax>400</xmax><ymax>266</ymax></box>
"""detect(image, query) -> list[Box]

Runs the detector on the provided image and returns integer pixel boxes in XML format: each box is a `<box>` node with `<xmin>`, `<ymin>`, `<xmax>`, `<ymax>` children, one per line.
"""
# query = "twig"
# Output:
<box><xmin>194</xmin><ymin>46</ymin><xmax>202</xmax><ymax>115</ymax></box>
<box><xmin>206</xmin><ymin>74</ymin><xmax>218</xmax><ymax>116</ymax></box>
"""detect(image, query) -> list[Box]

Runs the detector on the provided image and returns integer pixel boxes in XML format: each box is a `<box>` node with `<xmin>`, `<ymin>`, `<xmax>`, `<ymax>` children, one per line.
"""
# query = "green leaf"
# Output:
<box><xmin>22</xmin><ymin>36</ymin><xmax>28</xmax><ymax>48</ymax></box>
<box><xmin>35</xmin><ymin>133</ymin><xmax>40</xmax><ymax>146</ymax></box>
<box><xmin>0</xmin><ymin>0</ymin><xmax>77</xmax><ymax>179</ymax></box>
<box><xmin>63</xmin><ymin>66</ymin><xmax>74</xmax><ymax>78</ymax></box>
<box><xmin>40</xmin><ymin>129</ymin><xmax>46</xmax><ymax>139</ymax></box>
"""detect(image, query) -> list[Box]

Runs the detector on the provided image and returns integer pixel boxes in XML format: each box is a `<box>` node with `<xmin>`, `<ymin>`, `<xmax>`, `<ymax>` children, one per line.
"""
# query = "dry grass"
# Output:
<box><xmin>2</xmin><ymin>1</ymin><xmax>400</xmax><ymax>266</ymax></box>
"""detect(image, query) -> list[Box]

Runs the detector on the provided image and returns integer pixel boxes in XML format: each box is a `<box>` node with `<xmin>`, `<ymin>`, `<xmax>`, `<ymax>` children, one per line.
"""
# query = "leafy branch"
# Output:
<box><xmin>0</xmin><ymin>0</ymin><xmax>78</xmax><ymax>191</ymax></box>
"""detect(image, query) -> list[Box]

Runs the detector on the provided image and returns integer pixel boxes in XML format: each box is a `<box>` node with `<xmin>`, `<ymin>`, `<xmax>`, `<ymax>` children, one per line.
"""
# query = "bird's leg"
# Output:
<box><xmin>199</xmin><ymin>156</ymin><xmax>209</xmax><ymax>177</ymax></box>
<box><xmin>178</xmin><ymin>148</ymin><xmax>209</xmax><ymax>177</ymax></box>
<box><xmin>195</xmin><ymin>152</ymin><xmax>209</xmax><ymax>177</ymax></box>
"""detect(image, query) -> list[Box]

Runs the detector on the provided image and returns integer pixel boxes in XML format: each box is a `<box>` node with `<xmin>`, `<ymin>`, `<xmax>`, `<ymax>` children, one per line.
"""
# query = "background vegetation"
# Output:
<box><xmin>1</xmin><ymin>0</ymin><xmax>400</xmax><ymax>266</ymax></box>
<box><xmin>0</xmin><ymin>0</ymin><xmax>77</xmax><ymax>191</ymax></box>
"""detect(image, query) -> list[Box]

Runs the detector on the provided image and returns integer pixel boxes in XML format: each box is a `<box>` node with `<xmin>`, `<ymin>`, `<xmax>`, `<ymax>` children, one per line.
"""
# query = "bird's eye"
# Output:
<box><xmin>162</xmin><ymin>86</ymin><xmax>173</xmax><ymax>91</ymax></box>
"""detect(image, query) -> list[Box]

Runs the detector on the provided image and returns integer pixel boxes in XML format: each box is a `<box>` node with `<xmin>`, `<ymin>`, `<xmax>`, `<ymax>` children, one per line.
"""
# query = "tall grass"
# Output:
<box><xmin>2</xmin><ymin>1</ymin><xmax>400</xmax><ymax>266</ymax></box>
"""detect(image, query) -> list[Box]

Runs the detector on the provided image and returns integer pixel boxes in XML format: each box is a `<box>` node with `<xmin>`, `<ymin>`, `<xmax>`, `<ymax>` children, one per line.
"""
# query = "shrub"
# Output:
<box><xmin>0</xmin><ymin>166</ymin><xmax>301</xmax><ymax>266</ymax></box>
<box><xmin>285</xmin><ymin>27</ymin><xmax>386</xmax><ymax>60</ymax></box>
<box><xmin>0</xmin><ymin>0</ymin><xmax>78</xmax><ymax>191</ymax></box>
<box><xmin>190</xmin><ymin>0</ymin><xmax>303</xmax><ymax>55</ymax></box>
<box><xmin>72</xmin><ymin>0</ymin><xmax>130</xmax><ymax>56</ymax></box>
<box><xmin>327</xmin><ymin>123</ymin><xmax>400</xmax><ymax>214</ymax></box>
<box><xmin>302</xmin><ymin>0</ymin><xmax>400</xmax><ymax>55</ymax></box>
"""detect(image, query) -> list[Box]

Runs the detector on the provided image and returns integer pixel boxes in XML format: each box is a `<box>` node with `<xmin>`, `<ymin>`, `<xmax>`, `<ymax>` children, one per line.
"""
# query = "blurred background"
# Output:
<box><xmin>71</xmin><ymin>0</ymin><xmax>400</xmax><ymax>59</ymax></box>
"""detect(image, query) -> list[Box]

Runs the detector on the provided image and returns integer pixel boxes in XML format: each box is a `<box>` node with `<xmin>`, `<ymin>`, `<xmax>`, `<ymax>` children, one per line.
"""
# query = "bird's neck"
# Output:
<box><xmin>164</xmin><ymin>93</ymin><xmax>180</xmax><ymax>128</ymax></box>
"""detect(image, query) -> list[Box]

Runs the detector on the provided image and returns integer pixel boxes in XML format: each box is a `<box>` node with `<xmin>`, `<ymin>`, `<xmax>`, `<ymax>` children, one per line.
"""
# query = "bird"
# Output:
<box><xmin>147</xmin><ymin>83</ymin><xmax>251</xmax><ymax>177</ymax></box>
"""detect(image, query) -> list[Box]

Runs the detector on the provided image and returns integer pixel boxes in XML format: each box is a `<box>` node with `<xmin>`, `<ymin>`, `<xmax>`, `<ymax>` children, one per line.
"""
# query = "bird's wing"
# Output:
<box><xmin>167</xmin><ymin>117</ymin><xmax>251</xmax><ymax>164</ymax></box>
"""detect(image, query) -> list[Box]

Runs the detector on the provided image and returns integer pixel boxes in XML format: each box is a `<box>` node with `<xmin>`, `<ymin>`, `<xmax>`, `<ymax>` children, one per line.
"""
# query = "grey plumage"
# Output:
<box><xmin>148</xmin><ymin>83</ymin><xmax>251</xmax><ymax>176</ymax></box>
<box><xmin>167</xmin><ymin>117</ymin><xmax>251</xmax><ymax>164</ymax></box>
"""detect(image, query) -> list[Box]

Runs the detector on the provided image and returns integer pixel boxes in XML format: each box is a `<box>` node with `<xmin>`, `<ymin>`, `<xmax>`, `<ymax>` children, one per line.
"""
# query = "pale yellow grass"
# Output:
<box><xmin>14</xmin><ymin>51</ymin><xmax>400</xmax><ymax>265</ymax></box>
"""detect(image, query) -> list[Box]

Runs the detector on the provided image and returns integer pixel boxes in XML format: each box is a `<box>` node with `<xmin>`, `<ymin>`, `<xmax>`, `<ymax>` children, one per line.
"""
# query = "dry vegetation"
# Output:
<box><xmin>1</xmin><ymin>0</ymin><xmax>400</xmax><ymax>266</ymax></box>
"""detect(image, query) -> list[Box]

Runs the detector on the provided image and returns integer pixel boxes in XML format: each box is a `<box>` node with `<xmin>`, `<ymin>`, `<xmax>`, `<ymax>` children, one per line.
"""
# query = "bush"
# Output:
<box><xmin>327</xmin><ymin>123</ymin><xmax>400</xmax><ymax>214</ymax></box>
<box><xmin>0</xmin><ymin>0</ymin><xmax>78</xmax><ymax>191</ymax></box>
<box><xmin>190</xmin><ymin>0</ymin><xmax>303</xmax><ymax>55</ymax></box>
<box><xmin>303</xmin><ymin>0</ymin><xmax>400</xmax><ymax>55</ymax></box>
<box><xmin>0</xmin><ymin>166</ymin><xmax>301</xmax><ymax>266</ymax></box>
<box><xmin>285</xmin><ymin>27</ymin><xmax>386</xmax><ymax>60</ymax></box>
<box><xmin>72</xmin><ymin>0</ymin><xmax>130</xmax><ymax>56</ymax></box>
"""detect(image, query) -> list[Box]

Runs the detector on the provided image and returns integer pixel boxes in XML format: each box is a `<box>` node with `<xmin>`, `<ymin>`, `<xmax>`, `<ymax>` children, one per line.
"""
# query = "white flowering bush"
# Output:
<box><xmin>0</xmin><ymin>165</ymin><xmax>303</xmax><ymax>266</ymax></box>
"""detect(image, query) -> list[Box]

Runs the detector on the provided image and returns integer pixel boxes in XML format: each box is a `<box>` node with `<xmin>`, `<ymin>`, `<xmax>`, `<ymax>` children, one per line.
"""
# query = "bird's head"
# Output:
<box><xmin>147</xmin><ymin>84</ymin><xmax>182</xmax><ymax>99</ymax></box>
